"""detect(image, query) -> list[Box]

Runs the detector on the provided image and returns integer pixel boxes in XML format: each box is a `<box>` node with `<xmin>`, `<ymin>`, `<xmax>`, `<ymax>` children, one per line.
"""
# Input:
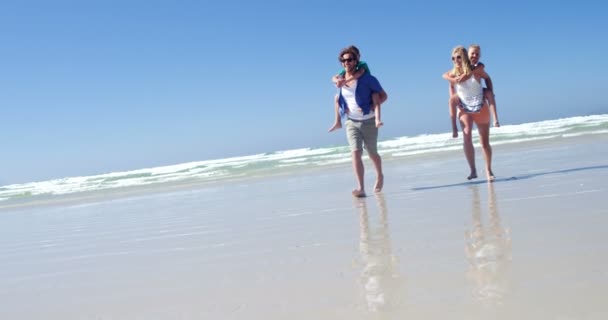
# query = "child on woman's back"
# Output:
<box><xmin>468</xmin><ymin>44</ymin><xmax>499</xmax><ymax>128</ymax></box>
<box><xmin>443</xmin><ymin>44</ymin><xmax>499</xmax><ymax>137</ymax></box>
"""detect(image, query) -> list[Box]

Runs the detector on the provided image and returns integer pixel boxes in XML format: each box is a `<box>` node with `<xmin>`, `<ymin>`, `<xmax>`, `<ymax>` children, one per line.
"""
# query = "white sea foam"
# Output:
<box><xmin>1</xmin><ymin>114</ymin><xmax>606</xmax><ymax>202</ymax></box>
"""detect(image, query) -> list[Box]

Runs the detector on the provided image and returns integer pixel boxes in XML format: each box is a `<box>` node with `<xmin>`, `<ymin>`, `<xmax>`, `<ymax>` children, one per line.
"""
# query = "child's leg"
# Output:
<box><xmin>484</xmin><ymin>88</ymin><xmax>499</xmax><ymax>127</ymax></box>
<box><xmin>328</xmin><ymin>94</ymin><xmax>342</xmax><ymax>132</ymax></box>
<box><xmin>372</xmin><ymin>92</ymin><xmax>383</xmax><ymax>128</ymax></box>
<box><xmin>374</xmin><ymin>105</ymin><xmax>383</xmax><ymax>128</ymax></box>
<box><xmin>449</xmin><ymin>94</ymin><xmax>459</xmax><ymax>138</ymax></box>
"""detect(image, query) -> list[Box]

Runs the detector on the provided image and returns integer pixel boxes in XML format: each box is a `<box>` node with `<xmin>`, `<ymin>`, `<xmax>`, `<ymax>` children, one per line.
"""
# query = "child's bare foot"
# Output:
<box><xmin>374</xmin><ymin>174</ymin><xmax>384</xmax><ymax>193</ymax></box>
<box><xmin>467</xmin><ymin>169</ymin><xmax>478</xmax><ymax>180</ymax></box>
<box><xmin>452</xmin><ymin>128</ymin><xmax>458</xmax><ymax>138</ymax></box>
<box><xmin>352</xmin><ymin>189</ymin><xmax>366</xmax><ymax>198</ymax></box>
<box><xmin>375</xmin><ymin>120</ymin><xmax>384</xmax><ymax>128</ymax></box>
<box><xmin>328</xmin><ymin>121</ymin><xmax>342</xmax><ymax>132</ymax></box>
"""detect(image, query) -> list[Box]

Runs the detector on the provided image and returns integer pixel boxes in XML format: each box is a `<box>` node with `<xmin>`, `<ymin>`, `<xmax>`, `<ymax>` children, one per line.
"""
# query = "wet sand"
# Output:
<box><xmin>1</xmin><ymin>134</ymin><xmax>607</xmax><ymax>319</ymax></box>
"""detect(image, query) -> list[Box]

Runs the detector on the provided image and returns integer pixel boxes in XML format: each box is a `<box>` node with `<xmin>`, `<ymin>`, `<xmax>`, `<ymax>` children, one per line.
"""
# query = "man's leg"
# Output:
<box><xmin>346</xmin><ymin>119</ymin><xmax>366</xmax><ymax>197</ymax></box>
<box><xmin>361</xmin><ymin>118</ymin><xmax>383</xmax><ymax>192</ymax></box>
<box><xmin>369</xmin><ymin>152</ymin><xmax>383</xmax><ymax>192</ymax></box>
<box><xmin>351</xmin><ymin>150</ymin><xmax>366</xmax><ymax>197</ymax></box>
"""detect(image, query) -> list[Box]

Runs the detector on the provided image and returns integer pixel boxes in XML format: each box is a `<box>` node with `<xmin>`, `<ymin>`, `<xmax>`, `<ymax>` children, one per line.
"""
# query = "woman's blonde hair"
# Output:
<box><xmin>450</xmin><ymin>46</ymin><xmax>473</xmax><ymax>76</ymax></box>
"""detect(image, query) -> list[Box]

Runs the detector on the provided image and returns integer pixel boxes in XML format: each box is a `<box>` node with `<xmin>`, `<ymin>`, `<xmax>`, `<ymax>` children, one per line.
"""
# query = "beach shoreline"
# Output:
<box><xmin>1</xmin><ymin>133</ymin><xmax>607</xmax><ymax>319</ymax></box>
<box><xmin>2</xmin><ymin>133</ymin><xmax>606</xmax><ymax>211</ymax></box>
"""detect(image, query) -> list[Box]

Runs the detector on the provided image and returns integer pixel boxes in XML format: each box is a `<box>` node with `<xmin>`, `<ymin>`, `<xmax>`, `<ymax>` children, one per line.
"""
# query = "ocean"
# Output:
<box><xmin>1</xmin><ymin>114</ymin><xmax>607</xmax><ymax>204</ymax></box>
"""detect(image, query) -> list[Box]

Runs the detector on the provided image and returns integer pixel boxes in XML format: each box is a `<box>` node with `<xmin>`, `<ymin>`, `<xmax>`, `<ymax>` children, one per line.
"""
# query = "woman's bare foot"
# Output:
<box><xmin>352</xmin><ymin>189</ymin><xmax>366</xmax><ymax>198</ymax></box>
<box><xmin>487</xmin><ymin>170</ymin><xmax>495</xmax><ymax>181</ymax></box>
<box><xmin>375</xmin><ymin>120</ymin><xmax>384</xmax><ymax>128</ymax></box>
<box><xmin>467</xmin><ymin>169</ymin><xmax>478</xmax><ymax>180</ymax></box>
<box><xmin>328</xmin><ymin>121</ymin><xmax>342</xmax><ymax>132</ymax></box>
<box><xmin>374</xmin><ymin>174</ymin><xmax>384</xmax><ymax>192</ymax></box>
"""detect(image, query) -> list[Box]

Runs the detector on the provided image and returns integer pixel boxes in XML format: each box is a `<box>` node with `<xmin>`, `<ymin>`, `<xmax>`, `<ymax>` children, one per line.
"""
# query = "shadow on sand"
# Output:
<box><xmin>412</xmin><ymin>164</ymin><xmax>608</xmax><ymax>191</ymax></box>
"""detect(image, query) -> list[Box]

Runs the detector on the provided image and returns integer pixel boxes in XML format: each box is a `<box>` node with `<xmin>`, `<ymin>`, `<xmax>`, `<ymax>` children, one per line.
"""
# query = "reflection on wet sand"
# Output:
<box><xmin>356</xmin><ymin>194</ymin><xmax>403</xmax><ymax>313</ymax></box>
<box><xmin>465</xmin><ymin>183</ymin><xmax>512</xmax><ymax>306</ymax></box>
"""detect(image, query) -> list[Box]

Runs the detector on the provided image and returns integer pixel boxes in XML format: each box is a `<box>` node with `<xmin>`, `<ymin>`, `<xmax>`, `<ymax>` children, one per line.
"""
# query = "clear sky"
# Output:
<box><xmin>1</xmin><ymin>0</ymin><xmax>606</xmax><ymax>185</ymax></box>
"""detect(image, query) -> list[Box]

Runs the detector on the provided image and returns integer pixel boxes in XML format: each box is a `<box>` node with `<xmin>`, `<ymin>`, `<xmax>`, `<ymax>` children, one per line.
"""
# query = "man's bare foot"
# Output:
<box><xmin>328</xmin><ymin>122</ymin><xmax>342</xmax><ymax>132</ymax></box>
<box><xmin>467</xmin><ymin>169</ymin><xmax>478</xmax><ymax>180</ymax></box>
<box><xmin>487</xmin><ymin>170</ymin><xmax>495</xmax><ymax>181</ymax></box>
<box><xmin>376</xmin><ymin>120</ymin><xmax>384</xmax><ymax>128</ymax></box>
<box><xmin>374</xmin><ymin>174</ymin><xmax>384</xmax><ymax>193</ymax></box>
<box><xmin>352</xmin><ymin>189</ymin><xmax>366</xmax><ymax>198</ymax></box>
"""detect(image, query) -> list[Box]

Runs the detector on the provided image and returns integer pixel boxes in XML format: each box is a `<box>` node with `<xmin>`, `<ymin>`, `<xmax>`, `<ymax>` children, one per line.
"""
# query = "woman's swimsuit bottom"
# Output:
<box><xmin>459</xmin><ymin>101</ymin><xmax>484</xmax><ymax>113</ymax></box>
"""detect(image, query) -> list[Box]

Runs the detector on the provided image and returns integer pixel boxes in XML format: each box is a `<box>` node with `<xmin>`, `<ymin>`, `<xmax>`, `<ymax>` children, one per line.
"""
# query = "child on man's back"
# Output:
<box><xmin>328</xmin><ymin>47</ymin><xmax>384</xmax><ymax>132</ymax></box>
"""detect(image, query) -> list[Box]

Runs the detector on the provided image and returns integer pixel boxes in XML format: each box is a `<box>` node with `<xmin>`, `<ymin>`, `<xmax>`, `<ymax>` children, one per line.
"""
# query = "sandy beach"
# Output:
<box><xmin>1</xmin><ymin>134</ymin><xmax>607</xmax><ymax>319</ymax></box>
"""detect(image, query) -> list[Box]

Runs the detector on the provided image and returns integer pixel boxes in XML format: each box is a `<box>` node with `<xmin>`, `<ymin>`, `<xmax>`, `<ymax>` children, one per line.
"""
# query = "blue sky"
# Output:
<box><xmin>1</xmin><ymin>0</ymin><xmax>606</xmax><ymax>184</ymax></box>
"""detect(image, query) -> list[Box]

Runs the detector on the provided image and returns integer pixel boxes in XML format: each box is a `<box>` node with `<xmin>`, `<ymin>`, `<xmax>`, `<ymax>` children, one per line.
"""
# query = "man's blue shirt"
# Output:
<box><xmin>338</xmin><ymin>73</ymin><xmax>383</xmax><ymax>116</ymax></box>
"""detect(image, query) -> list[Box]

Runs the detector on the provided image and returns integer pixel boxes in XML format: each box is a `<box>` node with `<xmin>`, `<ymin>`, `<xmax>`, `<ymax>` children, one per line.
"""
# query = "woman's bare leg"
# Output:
<box><xmin>476</xmin><ymin>123</ymin><xmax>494</xmax><ymax>181</ymax></box>
<box><xmin>460</xmin><ymin>113</ymin><xmax>477</xmax><ymax>180</ymax></box>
